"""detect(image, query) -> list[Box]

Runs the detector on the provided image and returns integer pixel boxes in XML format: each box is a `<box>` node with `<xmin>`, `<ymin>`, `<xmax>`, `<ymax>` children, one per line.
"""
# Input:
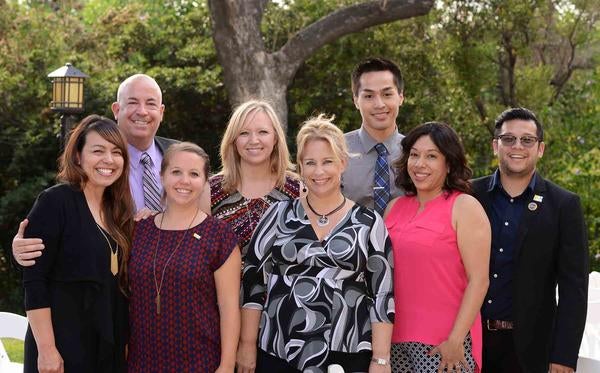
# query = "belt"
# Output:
<box><xmin>485</xmin><ymin>319</ymin><xmax>514</xmax><ymax>331</ymax></box>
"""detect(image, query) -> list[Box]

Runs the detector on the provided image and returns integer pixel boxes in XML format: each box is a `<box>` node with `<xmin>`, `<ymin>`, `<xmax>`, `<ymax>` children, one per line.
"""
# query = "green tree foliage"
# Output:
<box><xmin>0</xmin><ymin>0</ymin><xmax>598</xmax><ymax>313</ymax></box>
<box><xmin>0</xmin><ymin>1</ymin><xmax>80</xmax><ymax>312</ymax></box>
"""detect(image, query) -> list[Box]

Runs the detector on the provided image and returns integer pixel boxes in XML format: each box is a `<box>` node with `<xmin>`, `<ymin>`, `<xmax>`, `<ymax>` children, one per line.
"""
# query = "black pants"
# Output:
<box><xmin>256</xmin><ymin>349</ymin><xmax>372</xmax><ymax>373</ymax></box>
<box><xmin>482</xmin><ymin>327</ymin><xmax>523</xmax><ymax>373</ymax></box>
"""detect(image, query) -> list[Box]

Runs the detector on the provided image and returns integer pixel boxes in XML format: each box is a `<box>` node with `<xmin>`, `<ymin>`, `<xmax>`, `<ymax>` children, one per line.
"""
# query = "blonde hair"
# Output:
<box><xmin>218</xmin><ymin>100</ymin><xmax>294</xmax><ymax>193</ymax></box>
<box><xmin>296</xmin><ymin>114</ymin><xmax>348</xmax><ymax>174</ymax></box>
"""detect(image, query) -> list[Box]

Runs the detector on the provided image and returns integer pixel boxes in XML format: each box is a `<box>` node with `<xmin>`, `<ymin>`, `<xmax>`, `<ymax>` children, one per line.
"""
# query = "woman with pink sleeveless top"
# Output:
<box><xmin>384</xmin><ymin>122</ymin><xmax>491</xmax><ymax>372</ymax></box>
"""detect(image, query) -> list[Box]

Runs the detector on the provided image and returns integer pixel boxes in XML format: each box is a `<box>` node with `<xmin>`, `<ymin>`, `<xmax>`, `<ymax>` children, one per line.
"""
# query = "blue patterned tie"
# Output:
<box><xmin>374</xmin><ymin>143</ymin><xmax>390</xmax><ymax>216</ymax></box>
<box><xmin>140</xmin><ymin>152</ymin><xmax>162</xmax><ymax>211</ymax></box>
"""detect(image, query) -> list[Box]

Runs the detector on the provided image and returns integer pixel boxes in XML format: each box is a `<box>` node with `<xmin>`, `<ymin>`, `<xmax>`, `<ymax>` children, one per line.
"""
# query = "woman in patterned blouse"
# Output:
<box><xmin>200</xmin><ymin>100</ymin><xmax>299</xmax><ymax>258</ymax></box>
<box><xmin>237</xmin><ymin>114</ymin><xmax>395</xmax><ymax>373</ymax></box>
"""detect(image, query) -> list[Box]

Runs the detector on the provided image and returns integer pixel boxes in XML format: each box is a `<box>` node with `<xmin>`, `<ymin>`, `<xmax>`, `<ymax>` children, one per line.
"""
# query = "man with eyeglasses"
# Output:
<box><xmin>472</xmin><ymin>107</ymin><xmax>588</xmax><ymax>373</ymax></box>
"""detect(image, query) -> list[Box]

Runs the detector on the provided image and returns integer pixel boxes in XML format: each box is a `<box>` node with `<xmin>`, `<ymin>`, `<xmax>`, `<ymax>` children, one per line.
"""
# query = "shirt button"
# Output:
<box><xmin>493</xmin><ymin>274</ymin><xmax>498</xmax><ymax>278</ymax></box>
<box><xmin>499</xmin><ymin>248</ymin><xmax>504</xmax><ymax>253</ymax></box>
<box><xmin>504</xmin><ymin>221</ymin><xmax>509</xmax><ymax>226</ymax></box>
<box><xmin>510</xmin><ymin>198</ymin><xmax>514</xmax><ymax>203</ymax></box>
<box><xmin>487</xmin><ymin>299</ymin><xmax>493</xmax><ymax>304</ymax></box>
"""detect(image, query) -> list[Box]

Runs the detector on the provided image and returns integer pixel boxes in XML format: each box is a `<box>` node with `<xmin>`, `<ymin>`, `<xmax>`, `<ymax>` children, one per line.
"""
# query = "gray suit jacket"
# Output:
<box><xmin>155</xmin><ymin>135</ymin><xmax>178</xmax><ymax>154</ymax></box>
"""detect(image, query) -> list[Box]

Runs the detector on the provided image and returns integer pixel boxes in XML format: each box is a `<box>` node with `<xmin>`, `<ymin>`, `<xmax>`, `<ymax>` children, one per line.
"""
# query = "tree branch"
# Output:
<box><xmin>549</xmin><ymin>5</ymin><xmax>585</xmax><ymax>104</ymax></box>
<box><xmin>276</xmin><ymin>0</ymin><xmax>434</xmax><ymax>78</ymax></box>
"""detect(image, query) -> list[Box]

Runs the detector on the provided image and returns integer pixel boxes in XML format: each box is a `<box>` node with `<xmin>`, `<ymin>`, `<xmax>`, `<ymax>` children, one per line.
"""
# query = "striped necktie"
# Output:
<box><xmin>373</xmin><ymin>143</ymin><xmax>390</xmax><ymax>216</ymax></box>
<box><xmin>140</xmin><ymin>152</ymin><xmax>162</xmax><ymax>211</ymax></box>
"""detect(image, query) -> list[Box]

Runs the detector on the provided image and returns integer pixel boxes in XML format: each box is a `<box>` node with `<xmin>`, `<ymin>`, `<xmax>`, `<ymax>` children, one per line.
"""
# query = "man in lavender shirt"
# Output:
<box><xmin>111</xmin><ymin>74</ymin><xmax>177</xmax><ymax>212</ymax></box>
<box><xmin>12</xmin><ymin>73</ymin><xmax>178</xmax><ymax>265</ymax></box>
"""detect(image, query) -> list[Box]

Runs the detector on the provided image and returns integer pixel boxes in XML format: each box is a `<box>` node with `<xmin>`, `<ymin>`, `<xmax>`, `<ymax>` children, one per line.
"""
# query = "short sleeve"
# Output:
<box><xmin>22</xmin><ymin>187</ymin><xmax>65</xmax><ymax>310</ymax></box>
<box><xmin>209</xmin><ymin>175</ymin><xmax>226</xmax><ymax>210</ymax></box>
<box><xmin>209</xmin><ymin>218</ymin><xmax>239</xmax><ymax>272</ymax></box>
<box><xmin>366</xmin><ymin>211</ymin><xmax>395</xmax><ymax>324</ymax></box>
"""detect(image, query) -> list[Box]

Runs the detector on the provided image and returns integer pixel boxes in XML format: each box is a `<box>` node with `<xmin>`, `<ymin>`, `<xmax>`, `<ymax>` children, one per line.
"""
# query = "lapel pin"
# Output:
<box><xmin>528</xmin><ymin>202</ymin><xmax>538</xmax><ymax>211</ymax></box>
<box><xmin>193</xmin><ymin>233</ymin><xmax>201</xmax><ymax>240</ymax></box>
<box><xmin>533</xmin><ymin>194</ymin><xmax>543</xmax><ymax>202</ymax></box>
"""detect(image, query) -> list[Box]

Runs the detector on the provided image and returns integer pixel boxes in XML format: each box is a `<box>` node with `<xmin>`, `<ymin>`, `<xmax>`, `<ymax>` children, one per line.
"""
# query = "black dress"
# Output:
<box><xmin>22</xmin><ymin>184</ymin><xmax>127</xmax><ymax>373</ymax></box>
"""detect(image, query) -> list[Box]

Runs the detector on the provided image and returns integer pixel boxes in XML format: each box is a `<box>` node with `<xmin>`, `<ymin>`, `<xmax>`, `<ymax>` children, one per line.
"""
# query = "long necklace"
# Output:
<box><xmin>305</xmin><ymin>195</ymin><xmax>346</xmax><ymax>227</ymax></box>
<box><xmin>152</xmin><ymin>207</ymin><xmax>200</xmax><ymax>315</ymax></box>
<box><xmin>96</xmin><ymin>224</ymin><xmax>119</xmax><ymax>276</ymax></box>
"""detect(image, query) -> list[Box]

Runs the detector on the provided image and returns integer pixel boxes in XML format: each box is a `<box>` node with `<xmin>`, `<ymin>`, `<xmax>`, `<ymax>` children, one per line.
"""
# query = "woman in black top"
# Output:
<box><xmin>22</xmin><ymin>115</ymin><xmax>134</xmax><ymax>373</ymax></box>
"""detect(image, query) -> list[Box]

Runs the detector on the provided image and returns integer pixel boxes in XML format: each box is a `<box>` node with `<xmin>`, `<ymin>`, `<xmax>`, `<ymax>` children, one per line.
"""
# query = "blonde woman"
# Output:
<box><xmin>238</xmin><ymin>115</ymin><xmax>395</xmax><ymax>373</ymax></box>
<box><xmin>201</xmin><ymin>100</ymin><xmax>299</xmax><ymax>257</ymax></box>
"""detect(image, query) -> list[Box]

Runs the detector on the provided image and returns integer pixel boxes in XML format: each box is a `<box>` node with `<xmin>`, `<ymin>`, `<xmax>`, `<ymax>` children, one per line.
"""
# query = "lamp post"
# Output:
<box><xmin>47</xmin><ymin>63</ymin><xmax>88</xmax><ymax>150</ymax></box>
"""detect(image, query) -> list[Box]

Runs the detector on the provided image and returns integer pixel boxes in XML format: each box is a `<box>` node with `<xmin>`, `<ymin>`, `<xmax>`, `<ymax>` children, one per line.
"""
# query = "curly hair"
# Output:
<box><xmin>295</xmin><ymin>114</ymin><xmax>348</xmax><ymax>174</ymax></box>
<box><xmin>393</xmin><ymin>122</ymin><xmax>472</xmax><ymax>196</ymax></box>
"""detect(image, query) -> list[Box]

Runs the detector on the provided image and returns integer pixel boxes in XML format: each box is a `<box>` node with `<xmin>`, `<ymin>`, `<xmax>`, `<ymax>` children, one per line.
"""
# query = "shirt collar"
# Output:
<box><xmin>128</xmin><ymin>140</ymin><xmax>160</xmax><ymax>170</ymax></box>
<box><xmin>358</xmin><ymin>126</ymin><xmax>401</xmax><ymax>154</ymax></box>
<box><xmin>489</xmin><ymin>169</ymin><xmax>537</xmax><ymax>193</ymax></box>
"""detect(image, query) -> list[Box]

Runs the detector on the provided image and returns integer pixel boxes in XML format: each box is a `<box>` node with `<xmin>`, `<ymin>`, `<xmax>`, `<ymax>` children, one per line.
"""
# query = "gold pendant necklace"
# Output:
<box><xmin>152</xmin><ymin>207</ymin><xmax>200</xmax><ymax>315</ymax></box>
<box><xmin>96</xmin><ymin>224</ymin><xmax>119</xmax><ymax>276</ymax></box>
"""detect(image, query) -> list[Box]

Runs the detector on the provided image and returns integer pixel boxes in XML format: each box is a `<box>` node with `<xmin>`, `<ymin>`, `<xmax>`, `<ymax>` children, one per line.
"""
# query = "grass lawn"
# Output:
<box><xmin>2</xmin><ymin>338</ymin><xmax>24</xmax><ymax>364</ymax></box>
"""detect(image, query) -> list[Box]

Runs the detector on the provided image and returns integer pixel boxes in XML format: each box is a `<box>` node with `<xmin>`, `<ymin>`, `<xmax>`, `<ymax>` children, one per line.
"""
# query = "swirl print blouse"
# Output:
<box><xmin>242</xmin><ymin>199</ymin><xmax>395</xmax><ymax>372</ymax></box>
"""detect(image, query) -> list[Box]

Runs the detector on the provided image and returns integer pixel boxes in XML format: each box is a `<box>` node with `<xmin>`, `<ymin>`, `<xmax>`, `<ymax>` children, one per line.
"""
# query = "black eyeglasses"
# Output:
<box><xmin>495</xmin><ymin>134</ymin><xmax>540</xmax><ymax>148</ymax></box>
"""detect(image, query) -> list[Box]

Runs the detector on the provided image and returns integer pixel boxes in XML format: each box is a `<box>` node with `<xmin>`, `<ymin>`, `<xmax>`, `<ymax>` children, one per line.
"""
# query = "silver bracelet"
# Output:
<box><xmin>371</xmin><ymin>357</ymin><xmax>389</xmax><ymax>366</ymax></box>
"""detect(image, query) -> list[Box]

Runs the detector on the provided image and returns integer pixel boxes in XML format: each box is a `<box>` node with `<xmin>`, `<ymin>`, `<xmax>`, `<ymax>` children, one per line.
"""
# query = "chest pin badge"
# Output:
<box><xmin>193</xmin><ymin>233</ymin><xmax>201</xmax><ymax>240</ymax></box>
<box><xmin>528</xmin><ymin>202</ymin><xmax>538</xmax><ymax>211</ymax></box>
<box><xmin>533</xmin><ymin>194</ymin><xmax>544</xmax><ymax>202</ymax></box>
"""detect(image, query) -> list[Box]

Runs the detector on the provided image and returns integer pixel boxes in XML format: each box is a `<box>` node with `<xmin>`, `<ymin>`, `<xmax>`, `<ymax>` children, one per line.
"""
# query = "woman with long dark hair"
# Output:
<box><xmin>22</xmin><ymin>115</ymin><xmax>134</xmax><ymax>373</ymax></box>
<box><xmin>385</xmin><ymin>122</ymin><xmax>491</xmax><ymax>372</ymax></box>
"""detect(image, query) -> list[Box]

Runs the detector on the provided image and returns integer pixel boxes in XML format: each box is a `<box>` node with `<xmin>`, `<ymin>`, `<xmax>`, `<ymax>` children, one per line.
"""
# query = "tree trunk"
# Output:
<box><xmin>208</xmin><ymin>0</ymin><xmax>435</xmax><ymax>131</ymax></box>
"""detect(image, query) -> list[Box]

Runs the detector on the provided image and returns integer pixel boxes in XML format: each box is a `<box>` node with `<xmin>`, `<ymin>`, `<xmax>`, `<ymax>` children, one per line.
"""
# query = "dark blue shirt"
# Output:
<box><xmin>482</xmin><ymin>170</ymin><xmax>536</xmax><ymax>321</ymax></box>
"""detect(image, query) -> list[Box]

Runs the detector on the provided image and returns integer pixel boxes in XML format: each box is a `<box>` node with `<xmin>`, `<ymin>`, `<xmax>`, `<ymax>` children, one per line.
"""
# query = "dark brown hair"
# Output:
<box><xmin>393</xmin><ymin>122</ymin><xmax>472</xmax><ymax>195</ymax></box>
<box><xmin>351</xmin><ymin>57</ymin><xmax>404</xmax><ymax>96</ymax></box>
<box><xmin>58</xmin><ymin>114</ymin><xmax>134</xmax><ymax>293</ymax></box>
<box><xmin>494</xmin><ymin>107</ymin><xmax>544</xmax><ymax>140</ymax></box>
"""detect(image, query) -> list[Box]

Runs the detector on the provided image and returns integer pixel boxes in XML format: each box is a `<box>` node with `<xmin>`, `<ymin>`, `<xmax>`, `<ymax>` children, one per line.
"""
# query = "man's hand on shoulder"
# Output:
<box><xmin>13</xmin><ymin>219</ymin><xmax>45</xmax><ymax>267</ymax></box>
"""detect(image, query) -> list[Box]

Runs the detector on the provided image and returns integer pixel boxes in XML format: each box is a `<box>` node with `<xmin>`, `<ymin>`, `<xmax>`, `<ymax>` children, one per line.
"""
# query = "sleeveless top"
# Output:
<box><xmin>385</xmin><ymin>191</ymin><xmax>482</xmax><ymax>370</ymax></box>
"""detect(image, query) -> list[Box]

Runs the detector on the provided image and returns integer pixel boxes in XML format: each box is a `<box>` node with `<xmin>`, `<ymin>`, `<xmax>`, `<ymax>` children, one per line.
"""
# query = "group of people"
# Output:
<box><xmin>11</xmin><ymin>57</ymin><xmax>588</xmax><ymax>373</ymax></box>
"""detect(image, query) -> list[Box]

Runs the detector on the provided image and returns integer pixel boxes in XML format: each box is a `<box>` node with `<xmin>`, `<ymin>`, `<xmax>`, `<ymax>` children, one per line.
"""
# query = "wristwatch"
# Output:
<box><xmin>371</xmin><ymin>357</ymin><xmax>389</xmax><ymax>366</ymax></box>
